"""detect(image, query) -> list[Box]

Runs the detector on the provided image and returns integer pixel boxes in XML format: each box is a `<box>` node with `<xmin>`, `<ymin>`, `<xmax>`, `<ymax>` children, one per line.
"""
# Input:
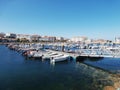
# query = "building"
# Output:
<box><xmin>31</xmin><ymin>35</ymin><xmax>41</xmax><ymax>42</ymax></box>
<box><xmin>92</xmin><ymin>39</ymin><xmax>107</xmax><ymax>44</ymax></box>
<box><xmin>56</xmin><ymin>37</ymin><xmax>64</xmax><ymax>41</ymax></box>
<box><xmin>16</xmin><ymin>34</ymin><xmax>31</xmax><ymax>42</ymax></box>
<box><xmin>5</xmin><ymin>33</ymin><xmax>16</xmax><ymax>38</ymax></box>
<box><xmin>48</xmin><ymin>36</ymin><xmax>56</xmax><ymax>42</ymax></box>
<box><xmin>85</xmin><ymin>39</ymin><xmax>92</xmax><ymax>43</ymax></box>
<box><xmin>0</xmin><ymin>33</ymin><xmax>5</xmax><ymax>38</ymax></box>
<box><xmin>115</xmin><ymin>37</ymin><xmax>120</xmax><ymax>43</ymax></box>
<box><xmin>39</xmin><ymin>36</ymin><xmax>56</xmax><ymax>42</ymax></box>
<box><xmin>71</xmin><ymin>36</ymin><xmax>88</xmax><ymax>42</ymax></box>
<box><xmin>39</xmin><ymin>36</ymin><xmax>49</xmax><ymax>42</ymax></box>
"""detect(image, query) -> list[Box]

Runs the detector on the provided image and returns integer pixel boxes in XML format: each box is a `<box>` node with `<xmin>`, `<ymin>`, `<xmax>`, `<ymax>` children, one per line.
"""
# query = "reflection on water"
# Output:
<box><xmin>50</xmin><ymin>59</ymin><xmax>73</xmax><ymax>68</ymax></box>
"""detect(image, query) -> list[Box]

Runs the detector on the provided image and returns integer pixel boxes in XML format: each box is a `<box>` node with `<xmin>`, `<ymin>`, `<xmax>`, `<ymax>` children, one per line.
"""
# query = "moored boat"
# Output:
<box><xmin>50</xmin><ymin>54</ymin><xmax>70</xmax><ymax>63</ymax></box>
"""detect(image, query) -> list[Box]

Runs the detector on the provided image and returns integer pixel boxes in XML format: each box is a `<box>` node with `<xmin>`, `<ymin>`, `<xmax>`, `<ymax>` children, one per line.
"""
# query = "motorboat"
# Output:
<box><xmin>50</xmin><ymin>54</ymin><xmax>70</xmax><ymax>63</ymax></box>
<box><xmin>43</xmin><ymin>52</ymin><xmax>63</xmax><ymax>59</ymax></box>
<box><xmin>32</xmin><ymin>52</ymin><xmax>43</xmax><ymax>59</ymax></box>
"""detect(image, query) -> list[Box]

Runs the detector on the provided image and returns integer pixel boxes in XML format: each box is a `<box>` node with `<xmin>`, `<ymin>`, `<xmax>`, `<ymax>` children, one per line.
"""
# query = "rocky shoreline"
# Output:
<box><xmin>76</xmin><ymin>62</ymin><xmax>120</xmax><ymax>90</ymax></box>
<box><xmin>109</xmin><ymin>74</ymin><xmax>120</xmax><ymax>90</ymax></box>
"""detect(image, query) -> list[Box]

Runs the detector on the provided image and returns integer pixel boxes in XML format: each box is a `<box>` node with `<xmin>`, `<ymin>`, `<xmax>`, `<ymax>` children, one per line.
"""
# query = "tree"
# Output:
<box><xmin>17</xmin><ymin>38</ymin><xmax>20</xmax><ymax>42</ymax></box>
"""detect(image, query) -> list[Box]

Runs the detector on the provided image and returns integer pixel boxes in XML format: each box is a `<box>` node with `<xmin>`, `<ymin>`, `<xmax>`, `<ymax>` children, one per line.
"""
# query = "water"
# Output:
<box><xmin>0</xmin><ymin>45</ymin><xmax>116</xmax><ymax>90</ymax></box>
<box><xmin>84</xmin><ymin>57</ymin><xmax>120</xmax><ymax>73</ymax></box>
<box><xmin>0</xmin><ymin>45</ymin><xmax>90</xmax><ymax>90</ymax></box>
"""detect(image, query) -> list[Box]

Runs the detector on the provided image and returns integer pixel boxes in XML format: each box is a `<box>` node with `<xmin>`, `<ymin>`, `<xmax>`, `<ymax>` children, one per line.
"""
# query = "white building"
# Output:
<box><xmin>39</xmin><ymin>38</ymin><xmax>49</xmax><ymax>42</ymax></box>
<box><xmin>71</xmin><ymin>36</ymin><xmax>88</xmax><ymax>42</ymax></box>
<box><xmin>31</xmin><ymin>35</ymin><xmax>41</xmax><ymax>42</ymax></box>
<box><xmin>85</xmin><ymin>39</ymin><xmax>92</xmax><ymax>43</ymax></box>
<box><xmin>16</xmin><ymin>34</ymin><xmax>31</xmax><ymax>41</ymax></box>
<box><xmin>49</xmin><ymin>36</ymin><xmax>56</xmax><ymax>42</ymax></box>
<box><xmin>115</xmin><ymin>37</ymin><xmax>120</xmax><ymax>43</ymax></box>
<box><xmin>56</xmin><ymin>37</ymin><xmax>64</xmax><ymax>41</ymax></box>
<box><xmin>0</xmin><ymin>33</ymin><xmax>5</xmax><ymax>38</ymax></box>
<box><xmin>39</xmin><ymin>36</ymin><xmax>49</xmax><ymax>42</ymax></box>
<box><xmin>39</xmin><ymin>36</ymin><xmax>56</xmax><ymax>42</ymax></box>
<box><xmin>92</xmin><ymin>39</ymin><xmax>108</xmax><ymax>44</ymax></box>
<box><xmin>5</xmin><ymin>33</ymin><xmax>16</xmax><ymax>38</ymax></box>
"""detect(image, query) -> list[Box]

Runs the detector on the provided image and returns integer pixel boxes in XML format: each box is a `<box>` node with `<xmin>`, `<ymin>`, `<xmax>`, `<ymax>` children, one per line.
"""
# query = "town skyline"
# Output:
<box><xmin>1</xmin><ymin>32</ymin><xmax>120</xmax><ymax>43</ymax></box>
<box><xmin>0</xmin><ymin>0</ymin><xmax>120</xmax><ymax>40</ymax></box>
<box><xmin>0</xmin><ymin>32</ymin><xmax>119</xmax><ymax>41</ymax></box>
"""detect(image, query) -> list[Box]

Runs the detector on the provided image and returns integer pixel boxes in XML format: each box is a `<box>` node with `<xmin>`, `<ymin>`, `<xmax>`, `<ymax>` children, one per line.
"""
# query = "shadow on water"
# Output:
<box><xmin>88</xmin><ymin>57</ymin><xmax>104</xmax><ymax>62</ymax></box>
<box><xmin>76</xmin><ymin>56</ymin><xmax>88</xmax><ymax>62</ymax></box>
<box><xmin>76</xmin><ymin>56</ymin><xmax>103</xmax><ymax>63</ymax></box>
<box><xmin>75</xmin><ymin>56</ymin><xmax>114</xmax><ymax>74</ymax></box>
<box><xmin>25</xmin><ymin>56</ymin><xmax>74</xmax><ymax>61</ymax></box>
<box><xmin>24</xmin><ymin>56</ymin><xmax>42</xmax><ymax>60</ymax></box>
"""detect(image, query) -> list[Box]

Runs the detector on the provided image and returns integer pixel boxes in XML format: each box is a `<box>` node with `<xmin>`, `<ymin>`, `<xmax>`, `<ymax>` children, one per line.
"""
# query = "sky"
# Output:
<box><xmin>0</xmin><ymin>0</ymin><xmax>120</xmax><ymax>40</ymax></box>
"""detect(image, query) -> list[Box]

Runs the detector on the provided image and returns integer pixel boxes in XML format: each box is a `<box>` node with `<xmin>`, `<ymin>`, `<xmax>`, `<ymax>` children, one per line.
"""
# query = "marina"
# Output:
<box><xmin>7</xmin><ymin>42</ymin><xmax>120</xmax><ymax>60</ymax></box>
<box><xmin>6</xmin><ymin>42</ymin><xmax>120</xmax><ymax>72</ymax></box>
<box><xmin>1</xmin><ymin>0</ymin><xmax>120</xmax><ymax>90</ymax></box>
<box><xmin>0</xmin><ymin>42</ymin><xmax>120</xmax><ymax>89</ymax></box>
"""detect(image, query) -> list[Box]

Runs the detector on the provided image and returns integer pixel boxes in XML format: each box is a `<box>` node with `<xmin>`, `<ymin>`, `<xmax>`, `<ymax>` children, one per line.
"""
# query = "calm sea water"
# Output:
<box><xmin>83</xmin><ymin>57</ymin><xmax>120</xmax><ymax>73</ymax></box>
<box><xmin>0</xmin><ymin>45</ymin><xmax>118</xmax><ymax>90</ymax></box>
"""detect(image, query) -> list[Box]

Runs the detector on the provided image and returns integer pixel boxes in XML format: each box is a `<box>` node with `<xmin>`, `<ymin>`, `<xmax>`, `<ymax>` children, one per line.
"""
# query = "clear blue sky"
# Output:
<box><xmin>0</xmin><ymin>0</ymin><xmax>120</xmax><ymax>40</ymax></box>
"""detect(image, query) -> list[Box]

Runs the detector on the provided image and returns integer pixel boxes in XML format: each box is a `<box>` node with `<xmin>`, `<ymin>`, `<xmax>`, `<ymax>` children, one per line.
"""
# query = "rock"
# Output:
<box><xmin>103</xmin><ymin>86</ymin><xmax>115</xmax><ymax>90</ymax></box>
<box><xmin>114</xmin><ymin>82</ymin><xmax>120</xmax><ymax>89</ymax></box>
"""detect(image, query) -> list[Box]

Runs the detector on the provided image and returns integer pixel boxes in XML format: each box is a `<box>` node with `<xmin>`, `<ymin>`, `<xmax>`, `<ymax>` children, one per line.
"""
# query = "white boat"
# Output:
<box><xmin>42</xmin><ymin>52</ymin><xmax>58</xmax><ymax>59</ymax></box>
<box><xmin>27</xmin><ymin>50</ymin><xmax>43</xmax><ymax>59</ymax></box>
<box><xmin>32</xmin><ymin>53</ymin><xmax>43</xmax><ymax>59</ymax></box>
<box><xmin>50</xmin><ymin>54</ymin><xmax>63</xmax><ymax>59</ymax></box>
<box><xmin>50</xmin><ymin>54</ymin><xmax>70</xmax><ymax>63</ymax></box>
<box><xmin>43</xmin><ymin>53</ymin><xmax>63</xmax><ymax>59</ymax></box>
<box><xmin>27</xmin><ymin>51</ymin><xmax>36</xmax><ymax>58</ymax></box>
